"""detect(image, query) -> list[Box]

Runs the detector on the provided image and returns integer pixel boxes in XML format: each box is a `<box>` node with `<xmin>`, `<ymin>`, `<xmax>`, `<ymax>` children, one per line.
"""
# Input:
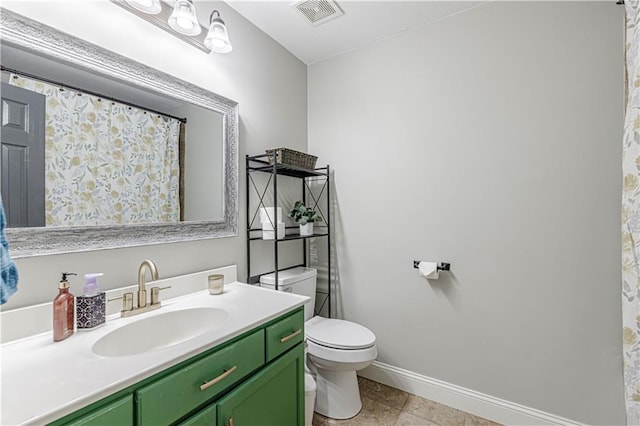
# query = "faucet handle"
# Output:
<box><xmin>108</xmin><ymin>292</ymin><xmax>134</xmax><ymax>312</ymax></box>
<box><xmin>151</xmin><ymin>286</ymin><xmax>171</xmax><ymax>305</ymax></box>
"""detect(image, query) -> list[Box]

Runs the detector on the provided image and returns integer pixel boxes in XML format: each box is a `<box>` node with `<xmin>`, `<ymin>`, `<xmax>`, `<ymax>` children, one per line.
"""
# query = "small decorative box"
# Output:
<box><xmin>76</xmin><ymin>293</ymin><xmax>106</xmax><ymax>330</ymax></box>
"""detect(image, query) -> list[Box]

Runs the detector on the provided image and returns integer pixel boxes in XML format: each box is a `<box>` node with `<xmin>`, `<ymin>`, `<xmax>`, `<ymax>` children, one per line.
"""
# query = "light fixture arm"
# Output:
<box><xmin>210</xmin><ymin>10</ymin><xmax>224</xmax><ymax>25</ymax></box>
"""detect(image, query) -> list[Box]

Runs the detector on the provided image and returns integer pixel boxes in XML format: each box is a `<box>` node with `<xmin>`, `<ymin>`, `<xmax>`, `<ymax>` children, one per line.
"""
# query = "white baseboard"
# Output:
<box><xmin>359</xmin><ymin>361</ymin><xmax>586</xmax><ymax>426</ymax></box>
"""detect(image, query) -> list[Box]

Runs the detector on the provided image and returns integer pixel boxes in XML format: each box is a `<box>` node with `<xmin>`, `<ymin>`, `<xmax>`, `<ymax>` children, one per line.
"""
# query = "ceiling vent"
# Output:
<box><xmin>292</xmin><ymin>0</ymin><xmax>344</xmax><ymax>27</ymax></box>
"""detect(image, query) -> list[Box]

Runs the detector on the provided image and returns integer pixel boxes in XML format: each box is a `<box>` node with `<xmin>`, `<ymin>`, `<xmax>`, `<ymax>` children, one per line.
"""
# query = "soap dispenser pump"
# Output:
<box><xmin>53</xmin><ymin>272</ymin><xmax>76</xmax><ymax>342</ymax></box>
<box><xmin>76</xmin><ymin>273</ymin><xmax>106</xmax><ymax>331</ymax></box>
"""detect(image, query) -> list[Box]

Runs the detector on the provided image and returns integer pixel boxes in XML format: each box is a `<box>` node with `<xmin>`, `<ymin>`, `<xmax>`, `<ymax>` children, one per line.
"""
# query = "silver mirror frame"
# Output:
<box><xmin>0</xmin><ymin>9</ymin><xmax>239</xmax><ymax>258</ymax></box>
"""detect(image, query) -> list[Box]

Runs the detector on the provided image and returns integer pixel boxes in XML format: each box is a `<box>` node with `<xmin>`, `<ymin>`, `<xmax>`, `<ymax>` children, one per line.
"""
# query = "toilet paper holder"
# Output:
<box><xmin>413</xmin><ymin>261</ymin><xmax>451</xmax><ymax>271</ymax></box>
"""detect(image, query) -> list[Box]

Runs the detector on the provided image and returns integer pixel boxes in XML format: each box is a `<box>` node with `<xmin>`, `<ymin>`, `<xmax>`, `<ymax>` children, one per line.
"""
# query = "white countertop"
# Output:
<box><xmin>1</xmin><ymin>281</ymin><xmax>308</xmax><ymax>425</ymax></box>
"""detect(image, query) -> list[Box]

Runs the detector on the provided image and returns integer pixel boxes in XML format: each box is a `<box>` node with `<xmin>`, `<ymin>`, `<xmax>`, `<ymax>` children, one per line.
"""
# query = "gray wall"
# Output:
<box><xmin>0</xmin><ymin>0</ymin><xmax>307</xmax><ymax>309</ymax></box>
<box><xmin>308</xmin><ymin>2</ymin><xmax>624</xmax><ymax>424</ymax></box>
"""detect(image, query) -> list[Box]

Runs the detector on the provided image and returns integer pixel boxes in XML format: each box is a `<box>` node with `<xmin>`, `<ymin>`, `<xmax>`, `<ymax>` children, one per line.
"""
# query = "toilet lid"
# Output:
<box><xmin>305</xmin><ymin>317</ymin><xmax>376</xmax><ymax>350</ymax></box>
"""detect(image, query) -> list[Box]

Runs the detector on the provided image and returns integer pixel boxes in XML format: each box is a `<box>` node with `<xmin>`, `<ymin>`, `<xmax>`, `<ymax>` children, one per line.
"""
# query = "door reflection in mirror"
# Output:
<box><xmin>0</xmin><ymin>82</ymin><xmax>45</xmax><ymax>227</ymax></box>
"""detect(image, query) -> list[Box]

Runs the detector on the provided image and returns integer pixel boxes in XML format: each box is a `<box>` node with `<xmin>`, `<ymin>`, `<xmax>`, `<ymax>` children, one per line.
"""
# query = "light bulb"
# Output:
<box><xmin>168</xmin><ymin>0</ymin><xmax>201</xmax><ymax>36</ymax></box>
<box><xmin>124</xmin><ymin>0</ymin><xmax>161</xmax><ymax>14</ymax></box>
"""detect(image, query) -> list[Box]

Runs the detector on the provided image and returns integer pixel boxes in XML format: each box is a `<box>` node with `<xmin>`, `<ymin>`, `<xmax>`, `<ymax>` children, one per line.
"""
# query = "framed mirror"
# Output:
<box><xmin>0</xmin><ymin>9</ymin><xmax>238</xmax><ymax>258</ymax></box>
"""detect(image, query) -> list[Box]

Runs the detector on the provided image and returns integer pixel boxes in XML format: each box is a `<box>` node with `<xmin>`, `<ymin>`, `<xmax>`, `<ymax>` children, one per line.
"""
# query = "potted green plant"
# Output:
<box><xmin>288</xmin><ymin>201</ymin><xmax>321</xmax><ymax>236</ymax></box>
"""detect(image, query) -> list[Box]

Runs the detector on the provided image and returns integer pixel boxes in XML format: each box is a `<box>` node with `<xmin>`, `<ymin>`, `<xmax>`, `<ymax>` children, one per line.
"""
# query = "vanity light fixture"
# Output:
<box><xmin>204</xmin><ymin>10</ymin><xmax>232</xmax><ymax>53</ymax></box>
<box><xmin>114</xmin><ymin>0</ymin><xmax>232</xmax><ymax>53</ymax></box>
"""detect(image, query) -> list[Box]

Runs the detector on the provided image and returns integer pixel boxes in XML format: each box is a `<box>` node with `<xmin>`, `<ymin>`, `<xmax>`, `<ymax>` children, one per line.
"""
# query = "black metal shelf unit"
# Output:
<box><xmin>246</xmin><ymin>153</ymin><xmax>331</xmax><ymax>318</ymax></box>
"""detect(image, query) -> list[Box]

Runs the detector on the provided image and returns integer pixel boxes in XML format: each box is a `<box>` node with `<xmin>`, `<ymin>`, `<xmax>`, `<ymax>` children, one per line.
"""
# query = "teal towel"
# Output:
<box><xmin>0</xmin><ymin>199</ymin><xmax>18</xmax><ymax>304</ymax></box>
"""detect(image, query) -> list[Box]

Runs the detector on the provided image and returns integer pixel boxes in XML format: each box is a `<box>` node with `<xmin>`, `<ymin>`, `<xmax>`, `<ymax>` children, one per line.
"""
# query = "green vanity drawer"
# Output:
<box><xmin>265</xmin><ymin>308</ymin><xmax>304</xmax><ymax>362</ymax></box>
<box><xmin>135</xmin><ymin>330</ymin><xmax>264</xmax><ymax>426</ymax></box>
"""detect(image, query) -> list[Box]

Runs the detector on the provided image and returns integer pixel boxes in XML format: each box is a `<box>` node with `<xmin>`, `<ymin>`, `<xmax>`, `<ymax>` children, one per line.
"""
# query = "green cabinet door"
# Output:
<box><xmin>178</xmin><ymin>403</ymin><xmax>217</xmax><ymax>426</ymax></box>
<box><xmin>217</xmin><ymin>343</ymin><xmax>304</xmax><ymax>426</ymax></box>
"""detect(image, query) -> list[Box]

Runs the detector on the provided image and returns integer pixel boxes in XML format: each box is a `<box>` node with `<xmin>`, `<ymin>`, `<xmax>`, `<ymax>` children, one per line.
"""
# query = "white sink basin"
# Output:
<box><xmin>92</xmin><ymin>307</ymin><xmax>229</xmax><ymax>357</ymax></box>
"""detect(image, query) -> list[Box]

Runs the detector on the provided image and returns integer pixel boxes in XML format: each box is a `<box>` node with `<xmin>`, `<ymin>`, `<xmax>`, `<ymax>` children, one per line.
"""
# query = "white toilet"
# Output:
<box><xmin>260</xmin><ymin>267</ymin><xmax>377</xmax><ymax>420</ymax></box>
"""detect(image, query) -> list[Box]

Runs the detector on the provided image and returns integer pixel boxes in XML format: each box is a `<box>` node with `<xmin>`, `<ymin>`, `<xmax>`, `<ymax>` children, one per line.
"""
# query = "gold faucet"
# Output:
<box><xmin>112</xmin><ymin>259</ymin><xmax>170</xmax><ymax>317</ymax></box>
<box><xmin>137</xmin><ymin>259</ymin><xmax>159</xmax><ymax>309</ymax></box>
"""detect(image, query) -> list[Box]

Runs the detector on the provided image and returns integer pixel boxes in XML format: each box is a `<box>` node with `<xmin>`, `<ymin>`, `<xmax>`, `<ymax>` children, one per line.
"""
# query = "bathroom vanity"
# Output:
<box><xmin>0</xmin><ymin>268</ymin><xmax>308</xmax><ymax>426</ymax></box>
<box><xmin>55</xmin><ymin>309</ymin><xmax>304</xmax><ymax>426</ymax></box>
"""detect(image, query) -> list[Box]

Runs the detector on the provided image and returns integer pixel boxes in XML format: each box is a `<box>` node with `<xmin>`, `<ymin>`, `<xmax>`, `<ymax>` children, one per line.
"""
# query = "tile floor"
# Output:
<box><xmin>312</xmin><ymin>377</ymin><xmax>502</xmax><ymax>426</ymax></box>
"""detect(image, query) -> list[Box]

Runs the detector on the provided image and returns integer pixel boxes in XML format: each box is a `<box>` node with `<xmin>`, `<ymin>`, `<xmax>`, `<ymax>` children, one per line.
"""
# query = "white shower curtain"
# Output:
<box><xmin>622</xmin><ymin>1</ymin><xmax>640</xmax><ymax>424</ymax></box>
<box><xmin>9</xmin><ymin>75</ymin><xmax>181</xmax><ymax>226</ymax></box>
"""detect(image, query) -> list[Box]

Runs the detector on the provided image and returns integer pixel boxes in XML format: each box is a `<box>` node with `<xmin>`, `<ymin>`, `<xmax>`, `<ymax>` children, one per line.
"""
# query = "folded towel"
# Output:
<box><xmin>0</xmin><ymin>199</ymin><xmax>18</xmax><ymax>304</ymax></box>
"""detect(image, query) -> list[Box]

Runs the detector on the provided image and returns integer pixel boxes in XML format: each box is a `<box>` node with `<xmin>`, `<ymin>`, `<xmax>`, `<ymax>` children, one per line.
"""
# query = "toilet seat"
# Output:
<box><xmin>305</xmin><ymin>316</ymin><xmax>376</xmax><ymax>350</ymax></box>
<box><xmin>307</xmin><ymin>338</ymin><xmax>378</xmax><ymax>367</ymax></box>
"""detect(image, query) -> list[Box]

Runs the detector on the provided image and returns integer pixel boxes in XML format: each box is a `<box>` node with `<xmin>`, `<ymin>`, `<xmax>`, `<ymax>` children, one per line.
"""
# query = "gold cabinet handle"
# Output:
<box><xmin>200</xmin><ymin>366</ymin><xmax>237</xmax><ymax>391</ymax></box>
<box><xmin>227</xmin><ymin>417</ymin><xmax>234</xmax><ymax>426</ymax></box>
<box><xmin>280</xmin><ymin>329</ymin><xmax>302</xmax><ymax>343</ymax></box>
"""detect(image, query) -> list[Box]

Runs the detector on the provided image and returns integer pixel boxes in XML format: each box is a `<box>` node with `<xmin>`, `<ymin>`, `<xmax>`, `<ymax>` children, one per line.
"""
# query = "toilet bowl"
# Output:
<box><xmin>305</xmin><ymin>316</ymin><xmax>377</xmax><ymax>419</ymax></box>
<box><xmin>260</xmin><ymin>268</ymin><xmax>378</xmax><ymax>420</ymax></box>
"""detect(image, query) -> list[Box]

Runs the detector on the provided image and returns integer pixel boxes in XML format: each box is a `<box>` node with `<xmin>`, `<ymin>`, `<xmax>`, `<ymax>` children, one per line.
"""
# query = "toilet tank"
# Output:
<box><xmin>260</xmin><ymin>267</ymin><xmax>317</xmax><ymax>321</ymax></box>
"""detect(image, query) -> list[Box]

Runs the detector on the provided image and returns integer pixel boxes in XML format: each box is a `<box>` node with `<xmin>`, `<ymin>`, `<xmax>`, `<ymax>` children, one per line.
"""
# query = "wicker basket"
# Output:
<box><xmin>265</xmin><ymin>148</ymin><xmax>317</xmax><ymax>169</ymax></box>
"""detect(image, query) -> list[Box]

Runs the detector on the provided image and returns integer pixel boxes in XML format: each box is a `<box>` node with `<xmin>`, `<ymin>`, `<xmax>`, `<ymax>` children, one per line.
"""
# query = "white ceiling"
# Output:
<box><xmin>225</xmin><ymin>1</ymin><xmax>489</xmax><ymax>65</ymax></box>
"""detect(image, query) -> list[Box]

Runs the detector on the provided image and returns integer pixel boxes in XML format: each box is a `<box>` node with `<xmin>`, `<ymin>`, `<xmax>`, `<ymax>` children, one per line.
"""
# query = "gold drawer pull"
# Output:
<box><xmin>280</xmin><ymin>329</ymin><xmax>302</xmax><ymax>343</ymax></box>
<box><xmin>200</xmin><ymin>366</ymin><xmax>237</xmax><ymax>391</ymax></box>
<box><xmin>227</xmin><ymin>417</ymin><xmax>234</xmax><ymax>426</ymax></box>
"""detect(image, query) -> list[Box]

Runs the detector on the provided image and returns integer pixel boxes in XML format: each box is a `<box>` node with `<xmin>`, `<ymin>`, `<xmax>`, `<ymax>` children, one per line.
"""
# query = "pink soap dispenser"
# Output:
<box><xmin>53</xmin><ymin>272</ymin><xmax>76</xmax><ymax>342</ymax></box>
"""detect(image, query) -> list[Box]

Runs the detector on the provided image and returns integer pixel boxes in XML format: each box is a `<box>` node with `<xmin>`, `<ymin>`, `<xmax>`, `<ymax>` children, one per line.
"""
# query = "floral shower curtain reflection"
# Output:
<box><xmin>622</xmin><ymin>2</ymin><xmax>640</xmax><ymax>424</ymax></box>
<box><xmin>9</xmin><ymin>74</ymin><xmax>180</xmax><ymax>226</ymax></box>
